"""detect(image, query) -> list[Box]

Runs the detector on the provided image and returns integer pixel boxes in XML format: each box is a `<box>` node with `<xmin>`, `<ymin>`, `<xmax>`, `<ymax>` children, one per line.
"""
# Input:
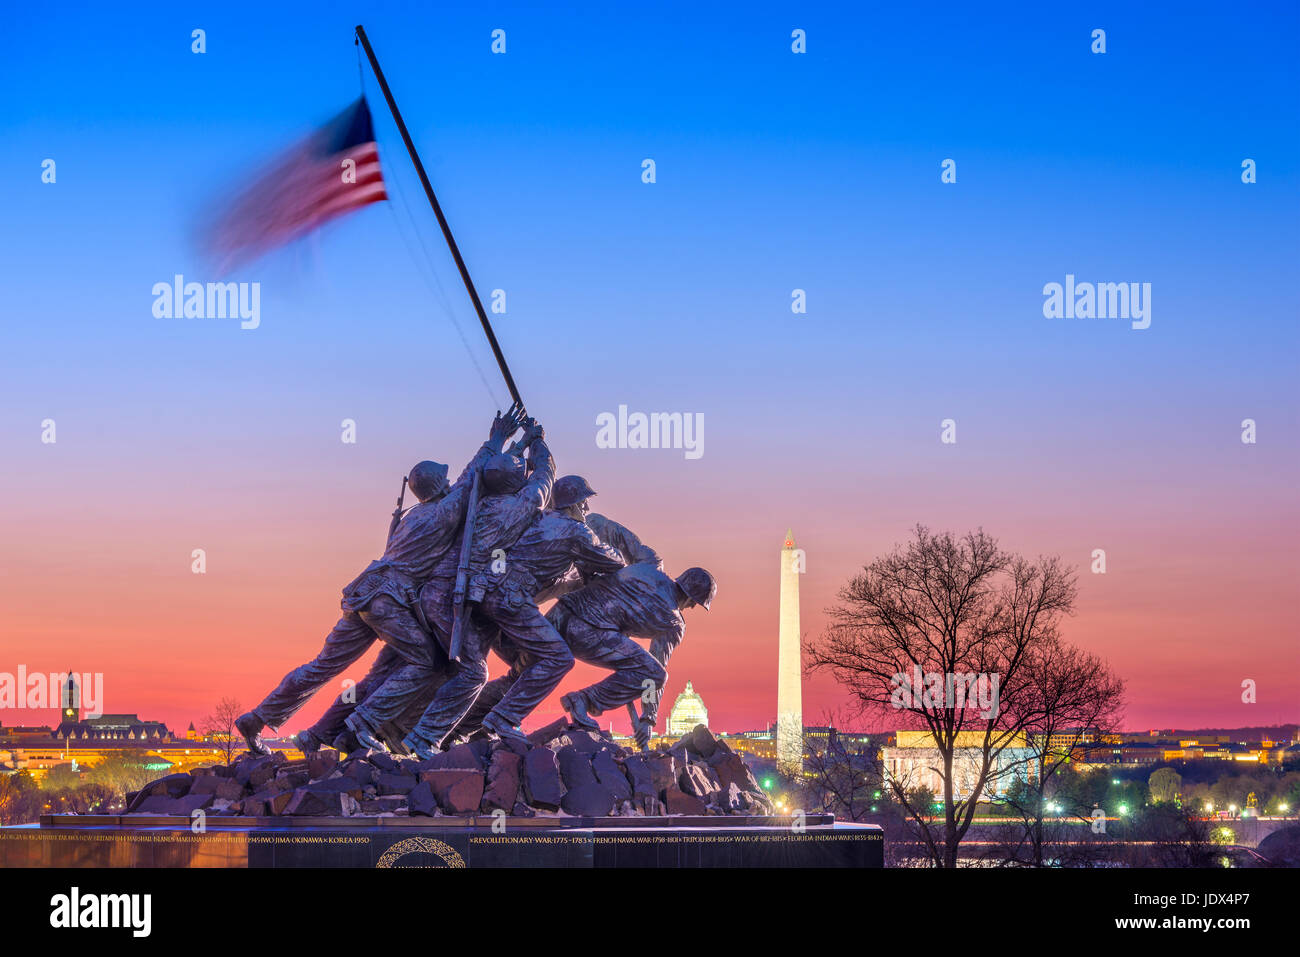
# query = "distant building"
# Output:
<box><xmin>54</xmin><ymin>714</ymin><xmax>173</xmax><ymax>743</ymax></box>
<box><xmin>1118</xmin><ymin>744</ymin><xmax>1162</xmax><ymax>766</ymax></box>
<box><xmin>804</xmin><ymin>726</ymin><xmax>839</xmax><ymax>752</ymax></box>
<box><xmin>1033</xmin><ymin>727</ymin><xmax>1100</xmax><ymax>751</ymax></box>
<box><xmin>804</xmin><ymin>726</ymin><xmax>876</xmax><ymax>757</ymax></box>
<box><xmin>0</xmin><ymin>726</ymin><xmax>58</xmax><ymax>743</ymax></box>
<box><xmin>881</xmin><ymin>730</ymin><xmax>1038</xmax><ymax>800</ymax></box>
<box><xmin>0</xmin><ymin>705</ymin><xmax>298</xmax><ymax>781</ymax></box>
<box><xmin>721</xmin><ymin>729</ymin><xmax>776</xmax><ymax>761</ymax></box>
<box><xmin>1</xmin><ymin>717</ymin><xmax>220</xmax><ymax>779</ymax></box>
<box><xmin>667</xmin><ymin>681</ymin><xmax>708</xmax><ymax>736</ymax></box>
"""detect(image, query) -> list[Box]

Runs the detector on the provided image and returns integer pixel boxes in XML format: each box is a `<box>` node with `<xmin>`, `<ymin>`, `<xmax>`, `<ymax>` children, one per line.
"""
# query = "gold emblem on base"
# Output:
<box><xmin>375</xmin><ymin>836</ymin><xmax>466</xmax><ymax>869</ymax></box>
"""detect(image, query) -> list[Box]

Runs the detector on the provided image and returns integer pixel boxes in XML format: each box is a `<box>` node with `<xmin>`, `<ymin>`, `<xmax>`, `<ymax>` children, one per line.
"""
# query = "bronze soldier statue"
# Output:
<box><xmin>233</xmin><ymin>407</ymin><xmax>522</xmax><ymax>755</ymax></box>
<box><xmin>557</xmin><ymin>560</ymin><xmax>715</xmax><ymax>749</ymax></box>
<box><xmin>447</xmin><ymin>497</ymin><xmax>714</xmax><ymax>750</ymax></box>
<box><xmin>292</xmin><ymin>640</ymin><xmax>459</xmax><ymax>754</ymax></box>
<box><xmin>358</xmin><ymin>419</ymin><xmax>550</xmax><ymax>754</ymax></box>
<box><xmin>401</xmin><ymin>467</ymin><xmax>629</xmax><ymax>754</ymax></box>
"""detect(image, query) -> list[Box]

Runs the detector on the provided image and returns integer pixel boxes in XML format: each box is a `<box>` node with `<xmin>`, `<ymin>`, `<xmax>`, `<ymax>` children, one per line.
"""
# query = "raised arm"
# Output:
<box><xmin>449</xmin><ymin>405</ymin><xmax>524</xmax><ymax>492</ymax></box>
<box><xmin>519</xmin><ymin>437</ymin><xmax>555</xmax><ymax>512</ymax></box>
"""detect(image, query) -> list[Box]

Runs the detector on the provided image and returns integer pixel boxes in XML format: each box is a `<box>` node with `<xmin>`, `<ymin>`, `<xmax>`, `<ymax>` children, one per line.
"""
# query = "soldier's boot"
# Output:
<box><xmin>345</xmin><ymin>712</ymin><xmax>389</xmax><ymax>753</ymax></box>
<box><xmin>481</xmin><ymin>711</ymin><xmax>531</xmax><ymax>748</ymax></box>
<box><xmin>235</xmin><ymin>711</ymin><xmax>271</xmax><ymax>756</ymax></box>
<box><xmin>331</xmin><ymin>730</ymin><xmax>360</xmax><ymax>755</ymax></box>
<box><xmin>561</xmin><ymin>692</ymin><xmax>600</xmax><ymax>732</ymax></box>
<box><xmin>401</xmin><ymin>731</ymin><xmax>443</xmax><ymax>760</ymax></box>
<box><xmin>293</xmin><ymin>729</ymin><xmax>322</xmax><ymax>755</ymax></box>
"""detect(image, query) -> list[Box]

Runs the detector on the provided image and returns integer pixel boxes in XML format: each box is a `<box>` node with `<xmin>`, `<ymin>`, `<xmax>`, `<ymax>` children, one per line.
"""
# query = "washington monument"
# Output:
<box><xmin>777</xmin><ymin>529</ymin><xmax>803</xmax><ymax>771</ymax></box>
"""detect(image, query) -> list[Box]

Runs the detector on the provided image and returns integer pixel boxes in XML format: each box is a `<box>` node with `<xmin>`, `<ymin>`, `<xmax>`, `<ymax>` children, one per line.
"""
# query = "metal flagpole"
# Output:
<box><xmin>355</xmin><ymin>24</ymin><xmax>524</xmax><ymax>411</ymax></box>
<box><xmin>357</xmin><ymin>25</ymin><xmax>534</xmax><ymax>664</ymax></box>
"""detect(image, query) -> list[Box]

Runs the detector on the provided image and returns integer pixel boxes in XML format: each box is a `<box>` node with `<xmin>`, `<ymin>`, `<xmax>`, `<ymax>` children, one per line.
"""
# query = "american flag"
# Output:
<box><xmin>207</xmin><ymin>97</ymin><xmax>387</xmax><ymax>270</ymax></box>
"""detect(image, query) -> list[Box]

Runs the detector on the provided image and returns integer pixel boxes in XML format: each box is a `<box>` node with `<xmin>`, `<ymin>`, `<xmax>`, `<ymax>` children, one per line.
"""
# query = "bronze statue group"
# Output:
<box><xmin>235</xmin><ymin>406</ymin><xmax>716</xmax><ymax>760</ymax></box>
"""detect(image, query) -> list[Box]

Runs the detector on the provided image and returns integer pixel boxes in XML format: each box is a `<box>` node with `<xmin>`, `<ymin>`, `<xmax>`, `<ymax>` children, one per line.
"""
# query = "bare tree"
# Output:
<box><xmin>996</xmin><ymin>642</ymin><xmax>1126</xmax><ymax>866</ymax></box>
<box><xmin>807</xmin><ymin>525</ymin><xmax>1078</xmax><ymax>868</ymax></box>
<box><xmin>203</xmin><ymin>696</ymin><xmax>245</xmax><ymax>766</ymax></box>
<box><xmin>1127</xmin><ymin>804</ymin><xmax>1216</xmax><ymax>867</ymax></box>
<box><xmin>794</xmin><ymin>711</ymin><xmax>881</xmax><ymax>822</ymax></box>
<box><xmin>791</xmin><ymin>718</ymin><xmax>940</xmax><ymax>868</ymax></box>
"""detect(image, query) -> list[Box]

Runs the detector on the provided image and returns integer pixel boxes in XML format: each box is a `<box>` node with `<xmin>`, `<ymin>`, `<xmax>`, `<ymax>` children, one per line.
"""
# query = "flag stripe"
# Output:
<box><xmin>206</xmin><ymin>98</ymin><xmax>388</xmax><ymax>270</ymax></box>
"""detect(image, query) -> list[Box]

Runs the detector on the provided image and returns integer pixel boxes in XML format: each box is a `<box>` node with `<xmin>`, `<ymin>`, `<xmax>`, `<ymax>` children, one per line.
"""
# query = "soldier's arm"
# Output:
<box><xmin>535</xmin><ymin>568</ymin><xmax>584</xmax><ymax>603</ymax></box>
<box><xmin>648</xmin><ymin>620</ymin><xmax>685</xmax><ymax>671</ymax></box>
<box><xmin>639</xmin><ymin>622</ymin><xmax>684</xmax><ymax>728</ymax></box>
<box><xmin>518</xmin><ymin>438</ymin><xmax>555</xmax><ymax>512</ymax></box>
<box><xmin>585</xmin><ymin>513</ymin><xmax>661</xmax><ymax>567</ymax></box>
<box><xmin>473</xmin><ymin>440</ymin><xmax>554</xmax><ymax>562</ymax></box>
<box><xmin>572</xmin><ymin>525</ymin><xmax>627</xmax><ymax>582</ymax></box>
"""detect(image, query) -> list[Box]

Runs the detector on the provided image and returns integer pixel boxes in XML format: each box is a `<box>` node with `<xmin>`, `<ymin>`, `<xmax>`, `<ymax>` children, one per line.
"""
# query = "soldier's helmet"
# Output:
<box><xmin>675</xmin><ymin>567</ymin><xmax>717</xmax><ymax>610</ymax></box>
<box><xmin>407</xmin><ymin>460</ymin><xmax>450</xmax><ymax>502</ymax></box>
<box><xmin>483</xmin><ymin>453</ymin><xmax>527</xmax><ymax>494</ymax></box>
<box><xmin>552</xmin><ymin>475</ymin><xmax>597</xmax><ymax>510</ymax></box>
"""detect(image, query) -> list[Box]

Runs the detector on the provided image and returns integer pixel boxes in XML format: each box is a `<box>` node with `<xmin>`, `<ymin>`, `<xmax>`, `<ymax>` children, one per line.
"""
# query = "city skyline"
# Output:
<box><xmin>3</xmin><ymin>664</ymin><xmax>1296</xmax><ymax>741</ymax></box>
<box><xmin>2</xmin><ymin>4</ymin><xmax>1296</xmax><ymax>738</ymax></box>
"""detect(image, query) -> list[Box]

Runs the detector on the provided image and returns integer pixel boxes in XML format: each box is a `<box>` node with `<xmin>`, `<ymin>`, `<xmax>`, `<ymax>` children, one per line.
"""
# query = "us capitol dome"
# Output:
<box><xmin>666</xmin><ymin>680</ymin><xmax>708</xmax><ymax>736</ymax></box>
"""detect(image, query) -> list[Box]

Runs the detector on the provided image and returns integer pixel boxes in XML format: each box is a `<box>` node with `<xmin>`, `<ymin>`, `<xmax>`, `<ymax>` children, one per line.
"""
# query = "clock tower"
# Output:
<box><xmin>60</xmin><ymin>669</ymin><xmax>81</xmax><ymax>724</ymax></box>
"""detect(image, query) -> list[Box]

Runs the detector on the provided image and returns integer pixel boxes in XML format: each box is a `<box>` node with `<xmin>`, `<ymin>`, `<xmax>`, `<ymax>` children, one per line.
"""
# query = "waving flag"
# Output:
<box><xmin>206</xmin><ymin>97</ymin><xmax>387</xmax><ymax>270</ymax></box>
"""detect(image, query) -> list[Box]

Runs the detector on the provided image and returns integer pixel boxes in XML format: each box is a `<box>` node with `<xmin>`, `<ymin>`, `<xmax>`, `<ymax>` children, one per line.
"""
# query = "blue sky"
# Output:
<box><xmin>4</xmin><ymin>2</ymin><xmax>1296</xmax><ymax>435</ymax></box>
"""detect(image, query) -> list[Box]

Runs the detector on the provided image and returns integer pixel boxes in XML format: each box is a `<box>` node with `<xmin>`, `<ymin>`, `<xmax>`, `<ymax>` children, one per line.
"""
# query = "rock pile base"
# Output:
<box><xmin>125</xmin><ymin>723</ymin><xmax>774</xmax><ymax>819</ymax></box>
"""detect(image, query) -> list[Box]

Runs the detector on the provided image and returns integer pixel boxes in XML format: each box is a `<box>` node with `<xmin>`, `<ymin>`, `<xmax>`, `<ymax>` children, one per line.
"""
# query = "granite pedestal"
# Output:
<box><xmin>3</xmin><ymin>814</ymin><xmax>883</xmax><ymax>868</ymax></box>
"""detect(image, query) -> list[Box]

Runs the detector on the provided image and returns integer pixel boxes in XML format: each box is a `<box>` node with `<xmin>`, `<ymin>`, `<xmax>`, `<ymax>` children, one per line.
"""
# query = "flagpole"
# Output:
<box><xmin>355</xmin><ymin>24</ymin><xmax>524</xmax><ymax>410</ymax></box>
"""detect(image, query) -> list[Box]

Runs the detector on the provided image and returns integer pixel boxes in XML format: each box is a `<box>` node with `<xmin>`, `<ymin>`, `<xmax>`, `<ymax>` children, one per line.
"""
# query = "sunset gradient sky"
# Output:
<box><xmin>2</xmin><ymin>2</ymin><xmax>1297</xmax><ymax>737</ymax></box>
